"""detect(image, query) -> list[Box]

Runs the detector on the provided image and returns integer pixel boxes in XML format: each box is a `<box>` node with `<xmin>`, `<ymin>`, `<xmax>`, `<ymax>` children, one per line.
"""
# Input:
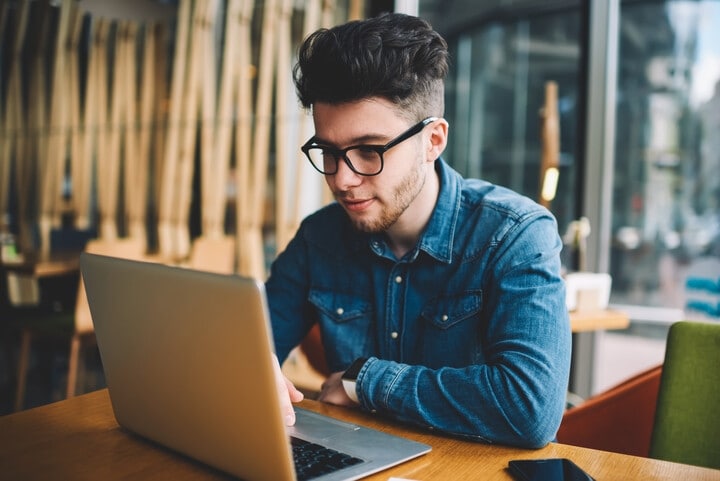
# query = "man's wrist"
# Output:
<box><xmin>341</xmin><ymin>357</ymin><xmax>368</xmax><ymax>404</ymax></box>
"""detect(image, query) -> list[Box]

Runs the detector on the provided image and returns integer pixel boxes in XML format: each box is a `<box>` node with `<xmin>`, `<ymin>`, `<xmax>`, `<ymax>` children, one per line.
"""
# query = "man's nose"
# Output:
<box><xmin>330</xmin><ymin>156</ymin><xmax>363</xmax><ymax>190</ymax></box>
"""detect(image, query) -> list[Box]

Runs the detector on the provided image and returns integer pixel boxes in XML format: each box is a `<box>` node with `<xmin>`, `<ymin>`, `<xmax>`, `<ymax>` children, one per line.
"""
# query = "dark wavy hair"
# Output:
<box><xmin>293</xmin><ymin>13</ymin><xmax>449</xmax><ymax>121</ymax></box>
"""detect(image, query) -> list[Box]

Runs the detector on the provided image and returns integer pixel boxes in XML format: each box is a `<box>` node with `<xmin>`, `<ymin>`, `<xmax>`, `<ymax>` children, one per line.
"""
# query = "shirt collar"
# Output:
<box><xmin>414</xmin><ymin>158</ymin><xmax>460</xmax><ymax>264</ymax></box>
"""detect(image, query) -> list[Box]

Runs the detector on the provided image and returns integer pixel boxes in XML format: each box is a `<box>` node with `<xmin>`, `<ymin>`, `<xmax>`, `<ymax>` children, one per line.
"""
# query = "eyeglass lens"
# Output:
<box><xmin>305</xmin><ymin>146</ymin><xmax>382</xmax><ymax>176</ymax></box>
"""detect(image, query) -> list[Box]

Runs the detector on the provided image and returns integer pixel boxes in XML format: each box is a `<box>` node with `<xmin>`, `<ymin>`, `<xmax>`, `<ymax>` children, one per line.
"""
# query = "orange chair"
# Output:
<box><xmin>556</xmin><ymin>364</ymin><xmax>663</xmax><ymax>457</ymax></box>
<box><xmin>300</xmin><ymin>323</ymin><xmax>330</xmax><ymax>377</ymax></box>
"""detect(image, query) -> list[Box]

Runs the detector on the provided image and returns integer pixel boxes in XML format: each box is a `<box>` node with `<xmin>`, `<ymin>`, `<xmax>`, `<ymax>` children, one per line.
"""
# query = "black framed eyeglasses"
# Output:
<box><xmin>301</xmin><ymin>116</ymin><xmax>438</xmax><ymax>176</ymax></box>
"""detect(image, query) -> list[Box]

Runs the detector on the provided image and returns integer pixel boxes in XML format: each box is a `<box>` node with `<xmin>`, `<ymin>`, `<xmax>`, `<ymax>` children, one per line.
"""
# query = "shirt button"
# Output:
<box><xmin>394</xmin><ymin>275</ymin><xmax>403</xmax><ymax>284</ymax></box>
<box><xmin>390</xmin><ymin>331</ymin><xmax>398</xmax><ymax>339</ymax></box>
<box><xmin>336</xmin><ymin>307</ymin><xmax>344</xmax><ymax>315</ymax></box>
<box><xmin>441</xmin><ymin>314</ymin><xmax>449</xmax><ymax>322</ymax></box>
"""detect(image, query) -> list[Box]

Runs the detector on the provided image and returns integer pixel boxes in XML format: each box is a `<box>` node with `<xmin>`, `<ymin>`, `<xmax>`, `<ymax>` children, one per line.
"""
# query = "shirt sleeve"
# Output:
<box><xmin>265</xmin><ymin>223</ymin><xmax>315</xmax><ymax>365</ymax></box>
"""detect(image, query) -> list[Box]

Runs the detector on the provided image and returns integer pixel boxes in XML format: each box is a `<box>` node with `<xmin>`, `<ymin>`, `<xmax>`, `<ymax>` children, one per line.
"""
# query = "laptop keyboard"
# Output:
<box><xmin>291</xmin><ymin>436</ymin><xmax>364</xmax><ymax>480</ymax></box>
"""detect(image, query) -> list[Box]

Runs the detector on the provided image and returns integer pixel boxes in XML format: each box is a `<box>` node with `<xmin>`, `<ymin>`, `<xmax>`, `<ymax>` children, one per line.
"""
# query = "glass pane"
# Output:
<box><xmin>611</xmin><ymin>0</ymin><xmax>720</xmax><ymax>321</ymax></box>
<box><xmin>443</xmin><ymin>10</ymin><xmax>582</xmax><ymax>235</ymax></box>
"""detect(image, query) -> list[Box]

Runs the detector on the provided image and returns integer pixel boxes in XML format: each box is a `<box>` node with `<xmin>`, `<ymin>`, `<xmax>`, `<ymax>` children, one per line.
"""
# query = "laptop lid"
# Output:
<box><xmin>80</xmin><ymin>253</ymin><xmax>430</xmax><ymax>481</ymax></box>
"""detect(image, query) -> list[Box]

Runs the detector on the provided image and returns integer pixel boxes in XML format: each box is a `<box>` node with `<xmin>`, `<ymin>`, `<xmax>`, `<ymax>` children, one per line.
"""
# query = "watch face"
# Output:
<box><xmin>342</xmin><ymin>358</ymin><xmax>368</xmax><ymax>380</ymax></box>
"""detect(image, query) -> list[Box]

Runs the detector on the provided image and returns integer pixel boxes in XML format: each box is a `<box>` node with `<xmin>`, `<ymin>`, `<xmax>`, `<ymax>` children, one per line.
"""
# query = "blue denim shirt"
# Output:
<box><xmin>266</xmin><ymin>158</ymin><xmax>571</xmax><ymax>448</ymax></box>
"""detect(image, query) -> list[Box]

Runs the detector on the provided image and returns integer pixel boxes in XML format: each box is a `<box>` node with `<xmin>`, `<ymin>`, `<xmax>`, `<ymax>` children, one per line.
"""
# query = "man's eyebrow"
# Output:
<box><xmin>311</xmin><ymin>132</ymin><xmax>390</xmax><ymax>148</ymax></box>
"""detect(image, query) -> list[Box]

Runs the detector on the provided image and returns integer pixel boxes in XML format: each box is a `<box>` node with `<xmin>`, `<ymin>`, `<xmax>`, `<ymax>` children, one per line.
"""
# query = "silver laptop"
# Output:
<box><xmin>80</xmin><ymin>253</ymin><xmax>430</xmax><ymax>481</ymax></box>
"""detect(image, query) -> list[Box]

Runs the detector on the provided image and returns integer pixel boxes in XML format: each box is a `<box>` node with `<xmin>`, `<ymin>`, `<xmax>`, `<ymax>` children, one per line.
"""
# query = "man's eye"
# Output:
<box><xmin>354</xmin><ymin>147</ymin><xmax>379</xmax><ymax>161</ymax></box>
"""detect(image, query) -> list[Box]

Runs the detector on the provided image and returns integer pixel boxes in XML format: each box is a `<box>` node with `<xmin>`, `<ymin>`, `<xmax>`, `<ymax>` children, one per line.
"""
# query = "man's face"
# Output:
<box><xmin>311</xmin><ymin>99</ymin><xmax>433</xmax><ymax>233</ymax></box>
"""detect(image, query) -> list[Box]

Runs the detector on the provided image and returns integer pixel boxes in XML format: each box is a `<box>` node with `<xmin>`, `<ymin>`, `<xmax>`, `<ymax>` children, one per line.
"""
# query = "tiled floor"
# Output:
<box><xmin>0</xmin><ymin>324</ymin><xmax>669</xmax><ymax>416</ymax></box>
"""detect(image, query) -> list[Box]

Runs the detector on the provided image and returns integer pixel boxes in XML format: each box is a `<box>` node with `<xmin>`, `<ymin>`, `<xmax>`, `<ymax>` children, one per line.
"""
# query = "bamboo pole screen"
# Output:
<box><xmin>272</xmin><ymin>0</ymin><xmax>350</xmax><ymax>258</ymax></box>
<box><xmin>76</xmin><ymin>19</ymin><xmax>103</xmax><ymax>231</ymax></box>
<box><xmin>101</xmin><ymin>20</ymin><xmax>125</xmax><ymax>241</ymax></box>
<box><xmin>158</xmin><ymin>0</ymin><xmax>192</xmax><ymax>261</ymax></box>
<box><xmin>151</xmin><ymin>24</ymin><xmax>168</xmax><ymax>224</ymax></box>
<box><xmin>130</xmin><ymin>22</ymin><xmax>161</xmax><ymax>248</ymax></box>
<box><xmin>0</xmin><ymin>0</ymin><xmax>356</xmax><ymax>276</ymax></box>
<box><xmin>234</xmin><ymin>0</ymin><xmax>255</xmax><ymax>276</ymax></box>
<box><xmin>0</xmin><ymin>0</ymin><xmax>29</xmax><ymax>234</ymax></box>
<box><xmin>38</xmin><ymin>0</ymin><xmax>73</xmax><ymax>256</ymax></box>
<box><xmin>245</xmin><ymin>0</ymin><xmax>278</xmax><ymax>279</ymax></box>
<box><xmin>67</xmin><ymin>7</ymin><xmax>84</xmax><ymax>231</ymax></box>
<box><xmin>175</xmin><ymin>0</ymin><xmax>220</xmax><ymax>262</ymax></box>
<box><xmin>0</xmin><ymin>3</ymin><xmax>10</xmax><ymax>220</ymax></box>
<box><xmin>71</xmin><ymin>14</ymin><xmax>100</xmax><ymax>229</ymax></box>
<box><xmin>273</xmin><ymin>0</ymin><xmax>294</xmax><ymax>255</ymax></box>
<box><xmin>287</xmin><ymin>0</ymin><xmax>321</xmax><ymax>246</ymax></box>
<box><xmin>23</xmin><ymin>2</ymin><xmax>51</xmax><ymax>253</ymax></box>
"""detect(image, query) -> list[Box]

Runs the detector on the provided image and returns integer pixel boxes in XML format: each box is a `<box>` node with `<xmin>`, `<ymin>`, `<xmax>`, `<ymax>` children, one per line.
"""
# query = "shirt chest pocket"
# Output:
<box><xmin>308</xmin><ymin>289</ymin><xmax>373</xmax><ymax>369</ymax></box>
<box><xmin>421</xmin><ymin>291</ymin><xmax>483</xmax><ymax>330</ymax></box>
<box><xmin>420</xmin><ymin>291</ymin><xmax>483</xmax><ymax>367</ymax></box>
<box><xmin>309</xmin><ymin>290</ymin><xmax>371</xmax><ymax>323</ymax></box>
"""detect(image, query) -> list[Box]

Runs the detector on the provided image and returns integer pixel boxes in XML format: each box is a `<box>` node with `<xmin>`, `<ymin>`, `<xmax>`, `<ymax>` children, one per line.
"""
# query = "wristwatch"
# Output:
<box><xmin>341</xmin><ymin>357</ymin><xmax>368</xmax><ymax>404</ymax></box>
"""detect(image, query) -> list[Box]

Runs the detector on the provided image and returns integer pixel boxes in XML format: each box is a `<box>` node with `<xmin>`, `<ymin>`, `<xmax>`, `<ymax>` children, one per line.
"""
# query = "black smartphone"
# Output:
<box><xmin>507</xmin><ymin>458</ymin><xmax>596</xmax><ymax>481</ymax></box>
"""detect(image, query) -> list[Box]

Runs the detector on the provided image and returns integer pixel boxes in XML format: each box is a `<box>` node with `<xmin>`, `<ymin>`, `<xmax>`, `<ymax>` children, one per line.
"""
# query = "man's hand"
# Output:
<box><xmin>317</xmin><ymin>372</ymin><xmax>356</xmax><ymax>406</ymax></box>
<box><xmin>272</xmin><ymin>354</ymin><xmax>305</xmax><ymax>426</ymax></box>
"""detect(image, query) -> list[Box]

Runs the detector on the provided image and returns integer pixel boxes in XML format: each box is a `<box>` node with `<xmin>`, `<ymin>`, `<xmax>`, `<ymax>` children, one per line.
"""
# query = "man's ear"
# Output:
<box><xmin>426</xmin><ymin>118</ymin><xmax>449</xmax><ymax>161</ymax></box>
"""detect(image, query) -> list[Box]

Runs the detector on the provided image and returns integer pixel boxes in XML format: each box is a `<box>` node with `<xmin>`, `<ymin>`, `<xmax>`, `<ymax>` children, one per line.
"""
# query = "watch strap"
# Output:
<box><xmin>341</xmin><ymin>357</ymin><xmax>368</xmax><ymax>403</ymax></box>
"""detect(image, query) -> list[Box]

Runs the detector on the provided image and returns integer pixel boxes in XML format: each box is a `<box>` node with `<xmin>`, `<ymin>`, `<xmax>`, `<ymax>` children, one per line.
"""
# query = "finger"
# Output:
<box><xmin>272</xmin><ymin>355</ymin><xmax>296</xmax><ymax>426</ymax></box>
<box><xmin>285</xmin><ymin>376</ymin><xmax>305</xmax><ymax>403</ymax></box>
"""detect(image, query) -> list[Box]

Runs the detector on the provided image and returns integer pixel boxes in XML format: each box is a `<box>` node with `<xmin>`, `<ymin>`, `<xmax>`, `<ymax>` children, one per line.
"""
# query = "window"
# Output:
<box><xmin>439</xmin><ymin>1</ymin><xmax>720</xmax><ymax>322</ymax></box>
<box><xmin>443</xmin><ymin>8</ymin><xmax>582</xmax><ymax>234</ymax></box>
<box><xmin>611</xmin><ymin>0</ymin><xmax>720</xmax><ymax>321</ymax></box>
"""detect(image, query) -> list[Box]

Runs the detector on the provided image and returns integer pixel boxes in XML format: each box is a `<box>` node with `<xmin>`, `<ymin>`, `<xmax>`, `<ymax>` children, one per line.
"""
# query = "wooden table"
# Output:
<box><xmin>2</xmin><ymin>250</ymin><xmax>81</xmax><ymax>308</ymax></box>
<box><xmin>1</xmin><ymin>389</ymin><xmax>717</xmax><ymax>481</ymax></box>
<box><xmin>569</xmin><ymin>308</ymin><xmax>629</xmax><ymax>332</ymax></box>
<box><xmin>1</xmin><ymin>250</ymin><xmax>81</xmax><ymax>277</ymax></box>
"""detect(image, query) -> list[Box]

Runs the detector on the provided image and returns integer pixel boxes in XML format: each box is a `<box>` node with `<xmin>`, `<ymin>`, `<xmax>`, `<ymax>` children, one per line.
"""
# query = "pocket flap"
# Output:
<box><xmin>421</xmin><ymin>291</ymin><xmax>482</xmax><ymax>329</ymax></box>
<box><xmin>308</xmin><ymin>289</ymin><xmax>371</xmax><ymax>323</ymax></box>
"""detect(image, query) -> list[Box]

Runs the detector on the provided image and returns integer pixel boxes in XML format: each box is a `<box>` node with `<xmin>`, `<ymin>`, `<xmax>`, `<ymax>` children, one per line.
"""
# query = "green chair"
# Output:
<box><xmin>649</xmin><ymin>320</ymin><xmax>720</xmax><ymax>469</ymax></box>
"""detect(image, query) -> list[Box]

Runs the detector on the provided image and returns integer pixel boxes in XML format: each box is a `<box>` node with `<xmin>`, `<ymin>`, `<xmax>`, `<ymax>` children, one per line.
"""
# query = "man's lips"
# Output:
<box><xmin>340</xmin><ymin>197</ymin><xmax>374</xmax><ymax>212</ymax></box>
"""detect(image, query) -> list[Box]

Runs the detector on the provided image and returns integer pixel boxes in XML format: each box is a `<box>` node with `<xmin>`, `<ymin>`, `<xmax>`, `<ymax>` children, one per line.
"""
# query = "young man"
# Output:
<box><xmin>266</xmin><ymin>13</ymin><xmax>571</xmax><ymax>448</ymax></box>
